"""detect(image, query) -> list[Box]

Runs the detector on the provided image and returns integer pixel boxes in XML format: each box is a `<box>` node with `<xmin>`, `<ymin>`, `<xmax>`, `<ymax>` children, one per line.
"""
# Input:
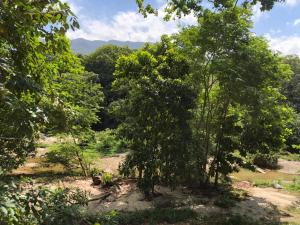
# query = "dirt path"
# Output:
<box><xmin>278</xmin><ymin>159</ymin><xmax>300</xmax><ymax>175</ymax></box>
<box><xmin>233</xmin><ymin>181</ymin><xmax>300</xmax><ymax>223</ymax></box>
<box><xmin>248</xmin><ymin>187</ymin><xmax>299</xmax><ymax>208</ymax></box>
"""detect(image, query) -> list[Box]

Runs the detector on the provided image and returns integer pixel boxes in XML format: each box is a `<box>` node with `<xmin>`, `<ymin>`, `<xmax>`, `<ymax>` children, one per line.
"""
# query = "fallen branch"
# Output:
<box><xmin>88</xmin><ymin>192</ymin><xmax>111</xmax><ymax>202</ymax></box>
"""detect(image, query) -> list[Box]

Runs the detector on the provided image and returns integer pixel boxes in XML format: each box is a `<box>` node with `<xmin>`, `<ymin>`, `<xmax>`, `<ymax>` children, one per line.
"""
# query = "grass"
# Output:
<box><xmin>284</xmin><ymin>179</ymin><xmax>300</xmax><ymax>194</ymax></box>
<box><xmin>232</xmin><ymin>168</ymin><xmax>300</xmax><ymax>184</ymax></box>
<box><xmin>11</xmin><ymin>156</ymin><xmax>66</xmax><ymax>175</ymax></box>
<box><xmin>233</xmin><ymin>168</ymin><xmax>300</xmax><ymax>196</ymax></box>
<box><xmin>232</xmin><ymin>168</ymin><xmax>300</xmax><ymax>196</ymax></box>
<box><xmin>280</xmin><ymin>152</ymin><xmax>300</xmax><ymax>161</ymax></box>
<box><xmin>252</xmin><ymin>179</ymin><xmax>273</xmax><ymax>188</ymax></box>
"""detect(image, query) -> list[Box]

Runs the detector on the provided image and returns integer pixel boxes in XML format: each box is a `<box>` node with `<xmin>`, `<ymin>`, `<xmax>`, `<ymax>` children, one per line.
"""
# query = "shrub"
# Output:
<box><xmin>101</xmin><ymin>172</ymin><xmax>113</xmax><ymax>187</ymax></box>
<box><xmin>46</xmin><ymin>143</ymin><xmax>80</xmax><ymax>171</ymax></box>
<box><xmin>253</xmin><ymin>153</ymin><xmax>279</xmax><ymax>169</ymax></box>
<box><xmin>92</xmin><ymin>129</ymin><xmax>127</xmax><ymax>156</ymax></box>
<box><xmin>46</xmin><ymin>142</ymin><xmax>99</xmax><ymax>176</ymax></box>
<box><xmin>90</xmin><ymin>168</ymin><xmax>103</xmax><ymax>177</ymax></box>
<box><xmin>0</xmin><ymin>178</ymin><xmax>88</xmax><ymax>225</ymax></box>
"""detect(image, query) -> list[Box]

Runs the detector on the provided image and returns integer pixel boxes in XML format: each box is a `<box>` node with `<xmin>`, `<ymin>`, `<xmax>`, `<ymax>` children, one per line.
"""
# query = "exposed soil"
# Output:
<box><xmin>278</xmin><ymin>159</ymin><xmax>300</xmax><ymax>175</ymax></box>
<box><xmin>97</xmin><ymin>154</ymin><xmax>126</xmax><ymax>173</ymax></box>
<box><xmin>249</xmin><ymin>187</ymin><xmax>299</xmax><ymax>208</ymax></box>
<box><xmin>13</xmin><ymin>137</ymin><xmax>300</xmax><ymax>224</ymax></box>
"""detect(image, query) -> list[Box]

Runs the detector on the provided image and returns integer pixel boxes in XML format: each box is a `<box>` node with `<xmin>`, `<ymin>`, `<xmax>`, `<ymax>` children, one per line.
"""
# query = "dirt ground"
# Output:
<box><xmin>12</xmin><ymin>137</ymin><xmax>300</xmax><ymax>224</ymax></box>
<box><xmin>278</xmin><ymin>159</ymin><xmax>300</xmax><ymax>175</ymax></box>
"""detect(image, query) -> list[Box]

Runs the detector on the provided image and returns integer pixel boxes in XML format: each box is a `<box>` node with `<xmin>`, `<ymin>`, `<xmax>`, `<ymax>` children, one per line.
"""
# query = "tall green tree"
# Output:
<box><xmin>177</xmin><ymin>7</ymin><xmax>292</xmax><ymax>184</ymax></box>
<box><xmin>283</xmin><ymin>55</ymin><xmax>300</xmax><ymax>112</ymax></box>
<box><xmin>0</xmin><ymin>0</ymin><xmax>79</xmax><ymax>172</ymax></box>
<box><xmin>112</xmin><ymin>37</ymin><xmax>195</xmax><ymax>196</ymax></box>
<box><xmin>113</xmin><ymin>6</ymin><xmax>292</xmax><ymax>193</ymax></box>
<box><xmin>0</xmin><ymin>0</ymin><xmax>78</xmax><ymax>171</ymax></box>
<box><xmin>84</xmin><ymin>45</ymin><xmax>132</xmax><ymax>130</ymax></box>
<box><xmin>282</xmin><ymin>55</ymin><xmax>300</xmax><ymax>152</ymax></box>
<box><xmin>44</xmin><ymin>69</ymin><xmax>103</xmax><ymax>176</ymax></box>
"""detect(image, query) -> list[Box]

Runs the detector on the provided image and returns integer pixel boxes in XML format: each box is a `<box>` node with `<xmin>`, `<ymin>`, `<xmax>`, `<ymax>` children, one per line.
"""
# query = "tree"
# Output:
<box><xmin>136</xmin><ymin>0</ymin><xmax>280</xmax><ymax>19</ymax></box>
<box><xmin>177</xmin><ymin>7</ymin><xmax>292</xmax><ymax>184</ymax></box>
<box><xmin>112</xmin><ymin>37</ymin><xmax>195</xmax><ymax>196</ymax></box>
<box><xmin>282</xmin><ymin>55</ymin><xmax>300</xmax><ymax>152</ymax></box>
<box><xmin>44</xmin><ymin>68</ymin><xmax>103</xmax><ymax>176</ymax></box>
<box><xmin>113</xmin><ymin>6</ymin><xmax>292</xmax><ymax>192</ymax></box>
<box><xmin>282</xmin><ymin>55</ymin><xmax>300</xmax><ymax>112</ymax></box>
<box><xmin>0</xmin><ymin>0</ymin><xmax>79</xmax><ymax>172</ymax></box>
<box><xmin>83</xmin><ymin>45</ymin><xmax>132</xmax><ymax>130</ymax></box>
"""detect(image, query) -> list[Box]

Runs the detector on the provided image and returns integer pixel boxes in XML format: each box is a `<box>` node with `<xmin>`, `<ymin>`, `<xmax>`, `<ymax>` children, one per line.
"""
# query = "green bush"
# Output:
<box><xmin>101</xmin><ymin>172</ymin><xmax>113</xmax><ymax>186</ymax></box>
<box><xmin>253</xmin><ymin>153</ymin><xmax>279</xmax><ymax>169</ymax></box>
<box><xmin>92</xmin><ymin>129</ymin><xmax>127</xmax><ymax>156</ymax></box>
<box><xmin>285</xmin><ymin>114</ymin><xmax>300</xmax><ymax>154</ymax></box>
<box><xmin>90</xmin><ymin>167</ymin><xmax>103</xmax><ymax>177</ymax></box>
<box><xmin>0</xmin><ymin>179</ymin><xmax>88</xmax><ymax>225</ymax></box>
<box><xmin>46</xmin><ymin>143</ymin><xmax>100</xmax><ymax>176</ymax></box>
<box><xmin>46</xmin><ymin>143</ymin><xmax>80</xmax><ymax>171</ymax></box>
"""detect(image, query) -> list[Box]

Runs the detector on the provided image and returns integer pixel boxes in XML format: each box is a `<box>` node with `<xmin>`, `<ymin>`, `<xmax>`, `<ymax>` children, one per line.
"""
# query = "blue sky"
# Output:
<box><xmin>65</xmin><ymin>0</ymin><xmax>300</xmax><ymax>55</ymax></box>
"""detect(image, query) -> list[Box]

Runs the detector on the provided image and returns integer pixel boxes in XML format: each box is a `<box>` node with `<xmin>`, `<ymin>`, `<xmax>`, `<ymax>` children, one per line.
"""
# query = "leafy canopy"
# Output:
<box><xmin>114</xmin><ymin>6</ymin><xmax>293</xmax><ymax>192</ymax></box>
<box><xmin>83</xmin><ymin>45</ymin><xmax>132</xmax><ymax>129</ymax></box>
<box><xmin>0</xmin><ymin>0</ymin><xmax>79</xmax><ymax>172</ymax></box>
<box><xmin>112</xmin><ymin>36</ymin><xmax>195</xmax><ymax>195</ymax></box>
<box><xmin>136</xmin><ymin>0</ymin><xmax>281</xmax><ymax>19</ymax></box>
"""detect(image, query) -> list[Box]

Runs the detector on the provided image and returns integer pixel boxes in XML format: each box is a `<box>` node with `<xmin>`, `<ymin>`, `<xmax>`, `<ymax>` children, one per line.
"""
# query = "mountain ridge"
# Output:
<box><xmin>71</xmin><ymin>38</ymin><xmax>147</xmax><ymax>55</ymax></box>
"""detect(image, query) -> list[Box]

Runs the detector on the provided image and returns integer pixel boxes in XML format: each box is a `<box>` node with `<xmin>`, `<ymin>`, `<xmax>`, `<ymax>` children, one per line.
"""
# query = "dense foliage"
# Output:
<box><xmin>282</xmin><ymin>55</ymin><xmax>300</xmax><ymax>152</ymax></box>
<box><xmin>0</xmin><ymin>0</ymin><xmax>79</xmax><ymax>172</ymax></box>
<box><xmin>0</xmin><ymin>177</ymin><xmax>88</xmax><ymax>225</ymax></box>
<box><xmin>83</xmin><ymin>45</ymin><xmax>132</xmax><ymax>130</ymax></box>
<box><xmin>136</xmin><ymin>0</ymin><xmax>281</xmax><ymax>18</ymax></box>
<box><xmin>178</xmin><ymin>7</ymin><xmax>292</xmax><ymax>182</ymax></box>
<box><xmin>113</xmin><ymin>7</ymin><xmax>292</xmax><ymax>194</ymax></box>
<box><xmin>44</xmin><ymin>70</ymin><xmax>103</xmax><ymax>176</ymax></box>
<box><xmin>112</xmin><ymin>37</ymin><xmax>195</xmax><ymax>195</ymax></box>
<box><xmin>0</xmin><ymin>0</ymin><xmax>297</xmax><ymax>223</ymax></box>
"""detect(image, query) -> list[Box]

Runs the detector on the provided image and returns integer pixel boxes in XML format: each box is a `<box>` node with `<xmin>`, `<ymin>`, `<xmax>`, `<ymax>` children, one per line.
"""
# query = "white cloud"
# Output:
<box><xmin>285</xmin><ymin>0</ymin><xmax>300</xmax><ymax>6</ymax></box>
<box><xmin>252</xmin><ymin>4</ymin><xmax>268</xmax><ymax>23</ymax></box>
<box><xmin>66</xmin><ymin>5</ymin><xmax>197</xmax><ymax>42</ymax></box>
<box><xmin>62</xmin><ymin>0</ymin><xmax>82</xmax><ymax>15</ymax></box>
<box><xmin>269</xmin><ymin>29</ymin><xmax>282</xmax><ymax>34</ymax></box>
<box><xmin>265</xmin><ymin>34</ymin><xmax>300</xmax><ymax>56</ymax></box>
<box><xmin>294</xmin><ymin>19</ymin><xmax>300</xmax><ymax>26</ymax></box>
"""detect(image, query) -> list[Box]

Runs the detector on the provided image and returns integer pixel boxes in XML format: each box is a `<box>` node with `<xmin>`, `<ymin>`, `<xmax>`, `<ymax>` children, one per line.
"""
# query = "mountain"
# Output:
<box><xmin>70</xmin><ymin>38</ymin><xmax>146</xmax><ymax>55</ymax></box>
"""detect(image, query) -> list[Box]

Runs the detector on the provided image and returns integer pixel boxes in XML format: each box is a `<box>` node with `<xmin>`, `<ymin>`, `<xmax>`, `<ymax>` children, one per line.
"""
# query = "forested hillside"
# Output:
<box><xmin>1</xmin><ymin>0</ymin><xmax>300</xmax><ymax>224</ymax></box>
<box><xmin>71</xmin><ymin>38</ymin><xmax>146</xmax><ymax>54</ymax></box>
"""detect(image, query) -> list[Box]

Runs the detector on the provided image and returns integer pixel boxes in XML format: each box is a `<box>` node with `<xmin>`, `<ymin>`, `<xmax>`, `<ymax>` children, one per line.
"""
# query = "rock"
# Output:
<box><xmin>92</xmin><ymin>176</ymin><xmax>102</xmax><ymax>185</ymax></box>
<box><xmin>106</xmin><ymin>195</ymin><xmax>116</xmax><ymax>202</ymax></box>
<box><xmin>273</xmin><ymin>183</ymin><xmax>283</xmax><ymax>189</ymax></box>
